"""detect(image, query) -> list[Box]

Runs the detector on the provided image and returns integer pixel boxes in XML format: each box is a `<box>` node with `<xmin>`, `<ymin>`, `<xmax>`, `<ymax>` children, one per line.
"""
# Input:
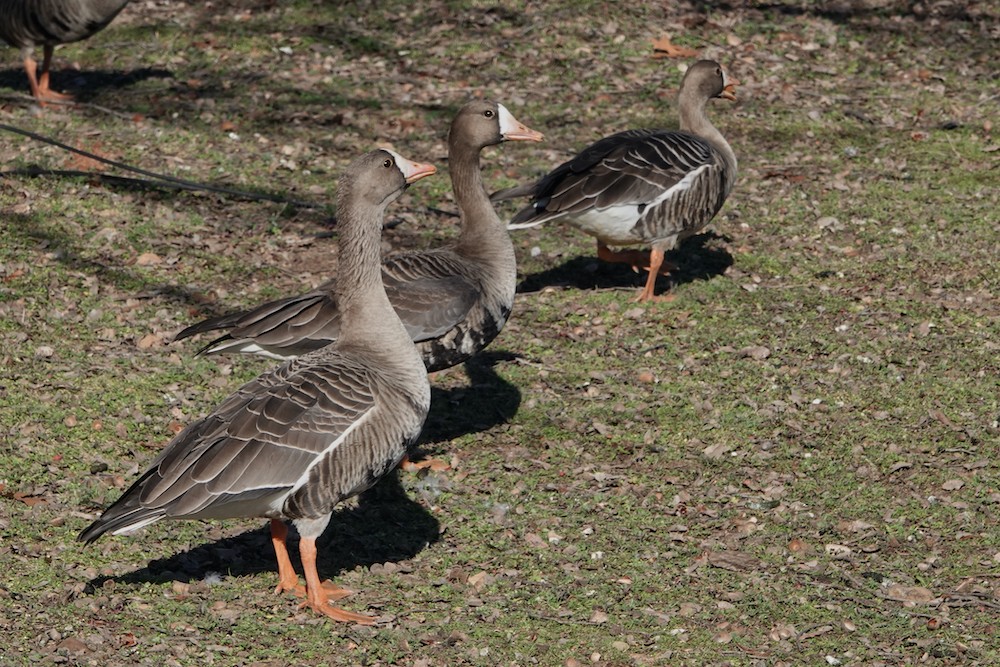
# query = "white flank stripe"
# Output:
<box><xmin>507</xmin><ymin>218</ymin><xmax>548</xmax><ymax>230</ymax></box>
<box><xmin>288</xmin><ymin>406</ymin><xmax>374</xmax><ymax>496</ymax></box>
<box><xmin>112</xmin><ymin>514</ymin><xmax>163</xmax><ymax>536</ymax></box>
<box><xmin>648</xmin><ymin>163</ymin><xmax>709</xmax><ymax>209</ymax></box>
<box><xmin>207</xmin><ymin>341</ymin><xmax>296</xmax><ymax>361</ymax></box>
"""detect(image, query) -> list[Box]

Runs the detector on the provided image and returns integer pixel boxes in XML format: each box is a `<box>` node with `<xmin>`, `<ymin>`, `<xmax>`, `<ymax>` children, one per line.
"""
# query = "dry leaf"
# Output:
<box><xmin>702</xmin><ymin>441</ymin><xmax>733</xmax><ymax>460</ymax></box>
<box><xmin>467</xmin><ymin>571</ymin><xmax>493</xmax><ymax>591</ymax></box>
<box><xmin>651</xmin><ymin>34</ymin><xmax>700</xmax><ymax>59</ymax></box>
<box><xmin>707</xmin><ymin>550</ymin><xmax>760</xmax><ymax>572</ymax></box>
<box><xmin>66</xmin><ymin>142</ymin><xmax>109</xmax><ymax>172</ymax></box>
<box><xmin>13</xmin><ymin>491</ymin><xmax>48</xmax><ymax>507</ymax></box>
<box><xmin>800</xmin><ymin>624</ymin><xmax>834</xmax><ymax>640</ymax></box>
<box><xmin>643</xmin><ymin>607</ymin><xmax>672</xmax><ymax>625</ymax></box>
<box><xmin>769</xmin><ymin>622</ymin><xmax>798</xmax><ymax>641</ymax></box>
<box><xmin>738</xmin><ymin>345</ymin><xmax>771</xmax><ymax>360</ymax></box>
<box><xmin>837</xmin><ymin>519</ymin><xmax>874</xmax><ymax>533</ymax></box>
<box><xmin>523</xmin><ymin>532</ymin><xmax>548</xmax><ymax>549</ymax></box>
<box><xmin>135</xmin><ymin>252</ymin><xmax>162</xmax><ymax>266</ymax></box>
<box><xmin>884</xmin><ymin>584</ymin><xmax>935</xmax><ymax>605</ymax></box>
<box><xmin>678</xmin><ymin>602</ymin><xmax>702</xmax><ymax>616</ymax></box>
<box><xmin>589</xmin><ymin>610</ymin><xmax>609</xmax><ymax>623</ymax></box>
<box><xmin>55</xmin><ymin>637</ymin><xmax>88</xmax><ymax>654</ymax></box>
<box><xmin>136</xmin><ymin>333</ymin><xmax>163</xmax><ymax>350</ymax></box>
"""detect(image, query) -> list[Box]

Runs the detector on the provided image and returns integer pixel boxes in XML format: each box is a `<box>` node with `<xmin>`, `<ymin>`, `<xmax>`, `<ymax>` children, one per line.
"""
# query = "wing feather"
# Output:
<box><xmin>178</xmin><ymin>249</ymin><xmax>481</xmax><ymax>358</ymax></box>
<box><xmin>509</xmin><ymin>130</ymin><xmax>718</xmax><ymax>229</ymax></box>
<box><xmin>94</xmin><ymin>350</ymin><xmax>379</xmax><ymax>527</ymax></box>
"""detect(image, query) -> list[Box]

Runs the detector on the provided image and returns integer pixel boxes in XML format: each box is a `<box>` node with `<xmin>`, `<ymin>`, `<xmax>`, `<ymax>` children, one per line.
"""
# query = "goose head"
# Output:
<box><xmin>683</xmin><ymin>59</ymin><xmax>739</xmax><ymax>102</ymax></box>
<box><xmin>448</xmin><ymin>100</ymin><xmax>544</xmax><ymax>152</ymax></box>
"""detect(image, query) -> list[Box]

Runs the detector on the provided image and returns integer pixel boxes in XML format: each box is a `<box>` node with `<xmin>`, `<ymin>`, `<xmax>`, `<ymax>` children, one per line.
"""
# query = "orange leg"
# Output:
<box><xmin>24</xmin><ymin>45</ymin><xmax>73</xmax><ymax>105</ymax></box>
<box><xmin>271</xmin><ymin>519</ymin><xmax>353</xmax><ymax>600</ymax></box>
<box><xmin>595</xmin><ymin>242</ymin><xmax>676</xmax><ymax>302</ymax></box>
<box><xmin>636</xmin><ymin>248</ymin><xmax>664</xmax><ymax>302</ymax></box>
<box><xmin>22</xmin><ymin>56</ymin><xmax>42</xmax><ymax>101</ymax></box>
<box><xmin>298</xmin><ymin>536</ymin><xmax>376</xmax><ymax>624</ymax></box>
<box><xmin>399</xmin><ymin>454</ymin><xmax>450</xmax><ymax>473</ymax></box>
<box><xmin>270</xmin><ymin>519</ymin><xmax>302</xmax><ymax>595</ymax></box>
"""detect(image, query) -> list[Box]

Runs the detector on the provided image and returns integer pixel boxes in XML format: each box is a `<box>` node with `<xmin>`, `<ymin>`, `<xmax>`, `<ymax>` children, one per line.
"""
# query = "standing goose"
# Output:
<box><xmin>174</xmin><ymin>100</ymin><xmax>544</xmax><ymax>372</ymax></box>
<box><xmin>496</xmin><ymin>60</ymin><xmax>738</xmax><ymax>302</ymax></box>
<box><xmin>79</xmin><ymin>149</ymin><xmax>437</xmax><ymax>624</ymax></box>
<box><xmin>0</xmin><ymin>0</ymin><xmax>130</xmax><ymax>104</ymax></box>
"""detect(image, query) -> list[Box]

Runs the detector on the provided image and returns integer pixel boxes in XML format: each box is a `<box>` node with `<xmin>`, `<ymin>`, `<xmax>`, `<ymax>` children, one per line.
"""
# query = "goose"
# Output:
<box><xmin>174</xmin><ymin>100</ymin><xmax>544</xmax><ymax>372</ymax></box>
<box><xmin>78</xmin><ymin>149</ymin><xmax>438</xmax><ymax>624</ymax></box>
<box><xmin>0</xmin><ymin>0</ymin><xmax>130</xmax><ymax>104</ymax></box>
<box><xmin>495</xmin><ymin>60</ymin><xmax>738</xmax><ymax>302</ymax></box>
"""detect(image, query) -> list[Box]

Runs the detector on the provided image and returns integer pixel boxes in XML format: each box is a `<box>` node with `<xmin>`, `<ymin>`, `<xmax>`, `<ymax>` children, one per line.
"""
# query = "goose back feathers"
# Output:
<box><xmin>175</xmin><ymin>100</ymin><xmax>543</xmax><ymax>371</ymax></box>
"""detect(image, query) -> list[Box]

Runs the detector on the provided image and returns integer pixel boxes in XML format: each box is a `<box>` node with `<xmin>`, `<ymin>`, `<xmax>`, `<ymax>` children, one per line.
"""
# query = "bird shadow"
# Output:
<box><xmin>517</xmin><ymin>231</ymin><xmax>734</xmax><ymax>295</ymax></box>
<box><xmin>83</xmin><ymin>472</ymin><xmax>440</xmax><ymax>592</ymax></box>
<box><xmin>360</xmin><ymin>350</ymin><xmax>521</xmax><ymax>504</ymax></box>
<box><xmin>417</xmin><ymin>350</ymin><xmax>522</xmax><ymax>450</ymax></box>
<box><xmin>0</xmin><ymin>66</ymin><xmax>173</xmax><ymax>102</ymax></box>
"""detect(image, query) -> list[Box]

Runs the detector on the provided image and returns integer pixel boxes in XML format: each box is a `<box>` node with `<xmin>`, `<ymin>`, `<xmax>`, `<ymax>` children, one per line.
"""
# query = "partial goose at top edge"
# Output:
<box><xmin>0</xmin><ymin>0</ymin><xmax>130</xmax><ymax>104</ymax></box>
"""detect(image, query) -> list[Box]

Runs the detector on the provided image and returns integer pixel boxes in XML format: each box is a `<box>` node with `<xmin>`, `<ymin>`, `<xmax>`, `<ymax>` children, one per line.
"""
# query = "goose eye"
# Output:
<box><xmin>383</xmin><ymin>158</ymin><xmax>393</xmax><ymax>168</ymax></box>
<box><xmin>716</xmin><ymin>67</ymin><xmax>723</xmax><ymax>77</ymax></box>
<box><xmin>484</xmin><ymin>109</ymin><xmax>494</xmax><ymax>118</ymax></box>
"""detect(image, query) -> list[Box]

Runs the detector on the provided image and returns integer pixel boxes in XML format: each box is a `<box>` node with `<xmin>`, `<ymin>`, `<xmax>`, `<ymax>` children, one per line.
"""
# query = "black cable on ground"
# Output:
<box><xmin>0</xmin><ymin>122</ymin><xmax>330</xmax><ymax>212</ymax></box>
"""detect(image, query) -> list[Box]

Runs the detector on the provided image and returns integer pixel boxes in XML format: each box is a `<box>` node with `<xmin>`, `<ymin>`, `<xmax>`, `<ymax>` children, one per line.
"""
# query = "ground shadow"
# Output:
<box><xmin>0</xmin><ymin>66</ymin><xmax>172</xmax><ymax>102</ymax></box>
<box><xmin>704</xmin><ymin>0</ymin><xmax>997</xmax><ymax>54</ymax></box>
<box><xmin>2</xmin><ymin>211</ymin><xmax>242</xmax><ymax>322</ymax></box>
<box><xmin>84</xmin><ymin>472</ymin><xmax>439</xmax><ymax>591</ymax></box>
<box><xmin>517</xmin><ymin>231</ymin><xmax>733</xmax><ymax>295</ymax></box>
<box><xmin>361</xmin><ymin>350</ymin><xmax>521</xmax><ymax>502</ymax></box>
<box><xmin>417</xmin><ymin>350</ymin><xmax>522</xmax><ymax>450</ymax></box>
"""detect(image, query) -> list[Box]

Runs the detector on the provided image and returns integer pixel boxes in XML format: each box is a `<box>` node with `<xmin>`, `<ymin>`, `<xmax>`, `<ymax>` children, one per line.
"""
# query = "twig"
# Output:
<box><xmin>526</xmin><ymin>611</ymin><xmax>580</xmax><ymax>625</ymax></box>
<box><xmin>943</xmin><ymin>596</ymin><xmax>1000</xmax><ymax>610</ymax></box>
<box><xmin>427</xmin><ymin>206</ymin><xmax>460</xmax><ymax>218</ymax></box>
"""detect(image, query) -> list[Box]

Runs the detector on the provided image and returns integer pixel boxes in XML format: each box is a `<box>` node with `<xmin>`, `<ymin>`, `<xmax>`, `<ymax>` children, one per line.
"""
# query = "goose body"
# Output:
<box><xmin>79</xmin><ymin>149</ymin><xmax>438</xmax><ymax>624</ymax></box>
<box><xmin>0</xmin><ymin>0</ymin><xmax>130</xmax><ymax>103</ymax></box>
<box><xmin>175</xmin><ymin>101</ymin><xmax>544</xmax><ymax>371</ymax></box>
<box><xmin>498</xmin><ymin>60</ymin><xmax>738</xmax><ymax>301</ymax></box>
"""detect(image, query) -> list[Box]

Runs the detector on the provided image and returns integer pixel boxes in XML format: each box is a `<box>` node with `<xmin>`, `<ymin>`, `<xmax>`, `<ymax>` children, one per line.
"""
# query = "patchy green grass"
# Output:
<box><xmin>2</xmin><ymin>0</ymin><xmax>998</xmax><ymax>665</ymax></box>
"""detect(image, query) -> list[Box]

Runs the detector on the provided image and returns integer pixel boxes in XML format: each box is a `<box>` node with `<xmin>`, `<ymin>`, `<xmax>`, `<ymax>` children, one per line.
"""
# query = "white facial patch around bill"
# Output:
<box><xmin>497</xmin><ymin>104</ymin><xmax>518</xmax><ymax>137</ymax></box>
